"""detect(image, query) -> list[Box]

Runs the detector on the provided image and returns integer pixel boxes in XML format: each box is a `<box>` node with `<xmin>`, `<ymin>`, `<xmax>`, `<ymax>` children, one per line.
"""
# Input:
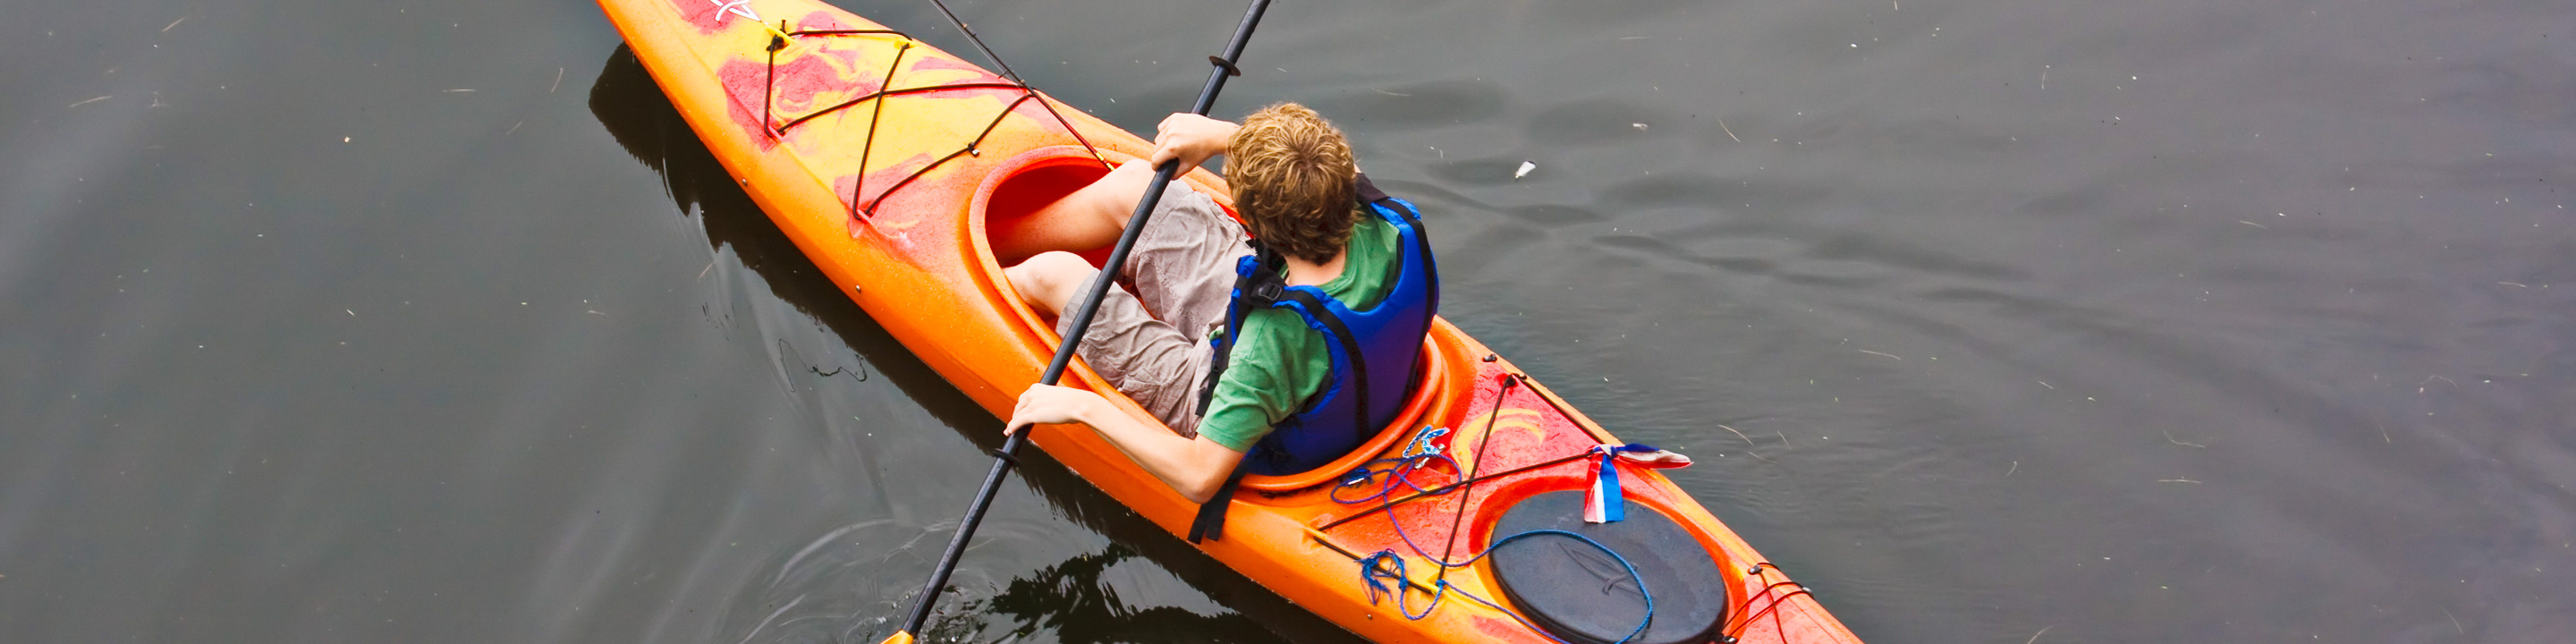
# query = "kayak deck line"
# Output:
<box><xmin>1730</xmin><ymin>578</ymin><xmax>1819</xmax><ymax>642</ymax></box>
<box><xmin>1301</xmin><ymin>527</ymin><xmax>1440</xmax><ymax>596</ymax></box>
<box><xmin>1313</xmin><ymin>449</ymin><xmax>1597</xmax><ymax>532</ymax></box>
<box><xmin>1310</xmin><ymin>371</ymin><xmax>1606</xmax><ymax>532</ymax></box>
<box><xmin>758</xmin><ymin>27</ymin><xmax>1109</xmax><ymax>218</ymax></box>
<box><xmin>777</xmin><ymin>81</ymin><xmax>1030</xmax><ymax>133</ymax></box>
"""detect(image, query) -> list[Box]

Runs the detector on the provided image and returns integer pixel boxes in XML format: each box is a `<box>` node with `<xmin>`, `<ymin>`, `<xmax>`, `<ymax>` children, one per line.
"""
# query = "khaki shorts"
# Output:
<box><xmin>1055</xmin><ymin>186</ymin><xmax>1253</xmax><ymax>437</ymax></box>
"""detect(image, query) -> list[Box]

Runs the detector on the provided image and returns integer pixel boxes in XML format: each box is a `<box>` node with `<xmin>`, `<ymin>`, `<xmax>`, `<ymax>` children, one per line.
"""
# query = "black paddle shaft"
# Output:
<box><xmin>895</xmin><ymin>0</ymin><xmax>1272</xmax><ymax>635</ymax></box>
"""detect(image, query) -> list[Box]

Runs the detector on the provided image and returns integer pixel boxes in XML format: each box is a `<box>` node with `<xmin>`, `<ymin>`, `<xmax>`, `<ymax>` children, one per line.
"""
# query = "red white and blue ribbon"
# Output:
<box><xmin>1583</xmin><ymin>444</ymin><xmax>1693</xmax><ymax>523</ymax></box>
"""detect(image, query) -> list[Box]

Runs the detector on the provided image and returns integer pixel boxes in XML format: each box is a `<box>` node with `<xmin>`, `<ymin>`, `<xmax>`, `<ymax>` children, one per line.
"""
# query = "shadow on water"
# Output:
<box><xmin>585</xmin><ymin>45</ymin><xmax>1360</xmax><ymax>644</ymax></box>
<box><xmin>958</xmin><ymin>544</ymin><xmax>1284</xmax><ymax>644</ymax></box>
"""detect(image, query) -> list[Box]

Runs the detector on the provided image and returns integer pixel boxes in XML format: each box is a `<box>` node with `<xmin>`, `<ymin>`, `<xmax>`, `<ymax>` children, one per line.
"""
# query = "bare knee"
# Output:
<box><xmin>1005</xmin><ymin>251</ymin><xmax>1097</xmax><ymax>316</ymax></box>
<box><xmin>1067</xmin><ymin>160</ymin><xmax>1157</xmax><ymax>231</ymax></box>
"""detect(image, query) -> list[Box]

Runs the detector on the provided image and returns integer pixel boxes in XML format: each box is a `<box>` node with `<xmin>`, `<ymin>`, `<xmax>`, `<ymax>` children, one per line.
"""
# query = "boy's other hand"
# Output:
<box><xmin>1004</xmin><ymin>384</ymin><xmax>1108</xmax><ymax>436</ymax></box>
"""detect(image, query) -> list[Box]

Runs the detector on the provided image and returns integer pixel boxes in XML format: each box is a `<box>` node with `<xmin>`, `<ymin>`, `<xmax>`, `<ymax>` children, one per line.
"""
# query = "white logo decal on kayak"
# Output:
<box><xmin>709</xmin><ymin>0</ymin><xmax>760</xmax><ymax>24</ymax></box>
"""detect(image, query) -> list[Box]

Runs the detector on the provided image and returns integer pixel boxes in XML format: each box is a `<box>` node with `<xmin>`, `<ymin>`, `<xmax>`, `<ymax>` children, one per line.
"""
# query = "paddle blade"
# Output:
<box><xmin>878</xmin><ymin>631</ymin><xmax>914</xmax><ymax>644</ymax></box>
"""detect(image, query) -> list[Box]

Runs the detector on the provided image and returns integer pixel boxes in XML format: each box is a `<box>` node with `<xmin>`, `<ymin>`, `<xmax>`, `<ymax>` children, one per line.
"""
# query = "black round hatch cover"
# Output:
<box><xmin>1486</xmin><ymin>490</ymin><xmax>1728</xmax><ymax>644</ymax></box>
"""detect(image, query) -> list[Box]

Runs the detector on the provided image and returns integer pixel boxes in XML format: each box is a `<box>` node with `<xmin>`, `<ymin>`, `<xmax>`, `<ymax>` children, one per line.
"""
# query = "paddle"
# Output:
<box><xmin>878</xmin><ymin>1</ymin><xmax>1272</xmax><ymax>642</ymax></box>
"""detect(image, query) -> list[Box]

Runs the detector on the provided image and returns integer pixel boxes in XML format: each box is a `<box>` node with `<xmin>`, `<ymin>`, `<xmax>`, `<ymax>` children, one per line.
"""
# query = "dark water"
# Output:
<box><xmin>4</xmin><ymin>0</ymin><xmax>2571</xmax><ymax>641</ymax></box>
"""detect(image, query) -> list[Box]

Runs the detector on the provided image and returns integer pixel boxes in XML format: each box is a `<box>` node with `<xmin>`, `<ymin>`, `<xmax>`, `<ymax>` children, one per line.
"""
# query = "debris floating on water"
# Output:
<box><xmin>1718</xmin><ymin>424</ymin><xmax>1757</xmax><ymax>449</ymax></box>
<box><xmin>1513</xmin><ymin>161</ymin><xmax>1535</xmax><ymax>179</ymax></box>
<box><xmin>1632</xmin><ymin>123</ymin><xmax>1648</xmax><ymax>131</ymax></box>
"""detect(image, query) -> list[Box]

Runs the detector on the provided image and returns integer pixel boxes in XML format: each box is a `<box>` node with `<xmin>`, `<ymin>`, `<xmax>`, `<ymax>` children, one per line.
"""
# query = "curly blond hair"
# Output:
<box><xmin>1225</xmin><ymin>103</ymin><xmax>1358</xmax><ymax>264</ymax></box>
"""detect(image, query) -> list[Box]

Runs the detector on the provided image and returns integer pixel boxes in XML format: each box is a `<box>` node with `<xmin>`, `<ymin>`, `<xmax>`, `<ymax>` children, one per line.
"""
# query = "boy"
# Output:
<box><xmin>998</xmin><ymin>104</ymin><xmax>1436</xmax><ymax>526</ymax></box>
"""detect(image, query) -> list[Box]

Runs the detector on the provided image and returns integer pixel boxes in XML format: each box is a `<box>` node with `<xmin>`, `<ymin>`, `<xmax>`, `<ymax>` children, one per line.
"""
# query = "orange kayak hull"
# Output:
<box><xmin>595</xmin><ymin>1</ymin><xmax>1866</xmax><ymax>642</ymax></box>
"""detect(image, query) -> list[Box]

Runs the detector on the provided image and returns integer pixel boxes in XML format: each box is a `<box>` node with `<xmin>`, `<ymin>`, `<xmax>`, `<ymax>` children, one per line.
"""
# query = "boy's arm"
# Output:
<box><xmin>1005</xmin><ymin>384</ymin><xmax>1244</xmax><ymax>503</ymax></box>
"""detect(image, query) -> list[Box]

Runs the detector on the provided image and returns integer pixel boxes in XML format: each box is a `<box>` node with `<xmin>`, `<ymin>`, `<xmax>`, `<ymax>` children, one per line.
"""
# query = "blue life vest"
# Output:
<box><xmin>1189</xmin><ymin>178</ymin><xmax>1437</xmax><ymax>542</ymax></box>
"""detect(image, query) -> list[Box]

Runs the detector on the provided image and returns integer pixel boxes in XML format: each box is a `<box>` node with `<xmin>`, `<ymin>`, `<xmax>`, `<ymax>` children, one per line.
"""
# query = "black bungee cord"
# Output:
<box><xmin>756</xmin><ymin>0</ymin><xmax>1115</xmax><ymax>218</ymax></box>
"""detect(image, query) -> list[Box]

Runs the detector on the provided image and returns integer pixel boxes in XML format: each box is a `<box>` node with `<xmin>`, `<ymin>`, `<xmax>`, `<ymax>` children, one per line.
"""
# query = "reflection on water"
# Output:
<box><xmin>964</xmin><ymin>545</ymin><xmax>1276</xmax><ymax>644</ymax></box>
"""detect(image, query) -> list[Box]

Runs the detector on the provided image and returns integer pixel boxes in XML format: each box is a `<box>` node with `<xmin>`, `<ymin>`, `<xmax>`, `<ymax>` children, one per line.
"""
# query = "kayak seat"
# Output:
<box><xmin>1487</xmin><ymin>490</ymin><xmax>1729</xmax><ymax>644</ymax></box>
<box><xmin>979</xmin><ymin>157</ymin><xmax>1122</xmax><ymax>268</ymax></box>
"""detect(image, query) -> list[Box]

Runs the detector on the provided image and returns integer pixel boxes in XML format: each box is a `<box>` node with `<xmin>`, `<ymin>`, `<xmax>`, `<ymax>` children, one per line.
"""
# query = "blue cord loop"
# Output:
<box><xmin>1356</xmin><ymin>530</ymin><xmax>1655</xmax><ymax>644</ymax></box>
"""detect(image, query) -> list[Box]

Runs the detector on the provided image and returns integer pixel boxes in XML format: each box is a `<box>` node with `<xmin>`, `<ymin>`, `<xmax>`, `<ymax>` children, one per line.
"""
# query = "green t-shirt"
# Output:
<box><xmin>1198</xmin><ymin>211</ymin><xmax>1401</xmax><ymax>452</ymax></box>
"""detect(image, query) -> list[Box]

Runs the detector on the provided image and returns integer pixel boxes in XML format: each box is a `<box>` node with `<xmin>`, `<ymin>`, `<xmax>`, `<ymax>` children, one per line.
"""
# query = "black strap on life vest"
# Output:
<box><xmin>1195</xmin><ymin>242</ymin><xmax>1284</xmax><ymax>418</ymax></box>
<box><xmin>1187</xmin><ymin>241</ymin><xmax>1281</xmax><ymax>545</ymax></box>
<box><xmin>1187</xmin><ymin>459</ymin><xmax>1255</xmax><ymax>542</ymax></box>
<box><xmin>1189</xmin><ymin>241</ymin><xmax>1277</xmax><ymax>545</ymax></box>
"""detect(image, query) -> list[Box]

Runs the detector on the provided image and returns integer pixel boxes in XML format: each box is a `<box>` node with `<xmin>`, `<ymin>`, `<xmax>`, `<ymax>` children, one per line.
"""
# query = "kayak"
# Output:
<box><xmin>594</xmin><ymin>1</ymin><xmax>1868</xmax><ymax>643</ymax></box>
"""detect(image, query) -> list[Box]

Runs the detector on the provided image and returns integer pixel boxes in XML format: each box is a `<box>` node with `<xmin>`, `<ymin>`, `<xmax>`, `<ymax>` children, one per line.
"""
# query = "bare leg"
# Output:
<box><xmin>1004</xmin><ymin>251</ymin><xmax>1099</xmax><ymax>318</ymax></box>
<box><xmin>989</xmin><ymin>160</ymin><xmax>1158</xmax><ymax>262</ymax></box>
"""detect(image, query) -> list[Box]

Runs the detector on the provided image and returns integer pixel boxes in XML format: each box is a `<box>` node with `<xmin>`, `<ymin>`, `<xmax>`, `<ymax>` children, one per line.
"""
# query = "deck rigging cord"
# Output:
<box><xmin>751</xmin><ymin>0</ymin><xmax>1114</xmax><ymax>220</ymax></box>
<box><xmin>1314</xmin><ymin>374</ymin><xmax>1597</xmax><ymax>531</ymax></box>
<box><xmin>1728</xmin><ymin>564</ymin><xmax>1813</xmax><ymax>644</ymax></box>
<box><xmin>1436</xmin><ymin>375</ymin><xmax>1514</xmax><ymax>580</ymax></box>
<box><xmin>919</xmin><ymin>0</ymin><xmax>1114</xmax><ymax>170</ymax></box>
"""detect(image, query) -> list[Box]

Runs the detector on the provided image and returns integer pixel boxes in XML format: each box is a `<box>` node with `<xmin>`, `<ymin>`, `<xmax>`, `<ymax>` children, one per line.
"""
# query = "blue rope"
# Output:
<box><xmin>1329</xmin><ymin>426</ymin><xmax>1458</xmax><ymax>506</ymax></box>
<box><xmin>1331</xmin><ymin>427</ymin><xmax>1484</xmax><ymax>568</ymax></box>
<box><xmin>1357</xmin><ymin>529</ymin><xmax>1654</xmax><ymax>644</ymax></box>
<box><xmin>1328</xmin><ymin>454</ymin><xmax>1455</xmax><ymax>504</ymax></box>
<box><xmin>1357</xmin><ymin>550</ymin><xmax>1445</xmax><ymax>620</ymax></box>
